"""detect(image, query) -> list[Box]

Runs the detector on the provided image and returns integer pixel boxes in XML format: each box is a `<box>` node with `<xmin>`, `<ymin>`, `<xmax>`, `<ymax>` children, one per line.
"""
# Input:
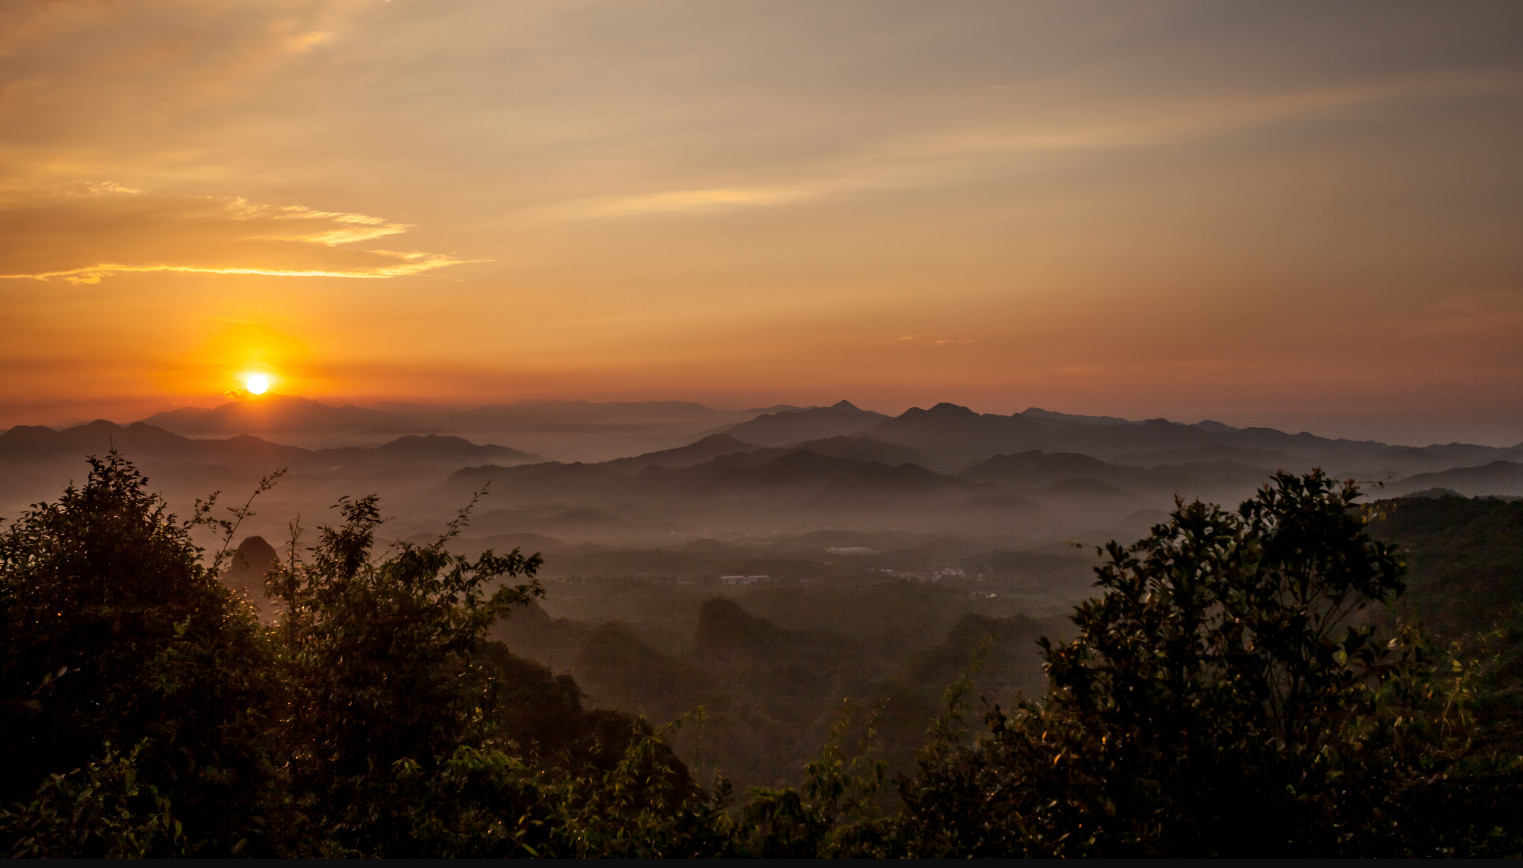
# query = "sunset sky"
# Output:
<box><xmin>2</xmin><ymin>0</ymin><xmax>1520</xmax><ymax>445</ymax></box>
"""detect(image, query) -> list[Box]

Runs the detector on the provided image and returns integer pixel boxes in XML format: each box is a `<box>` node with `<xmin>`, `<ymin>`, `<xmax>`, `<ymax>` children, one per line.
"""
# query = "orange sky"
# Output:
<box><xmin>2</xmin><ymin>0</ymin><xmax>1520</xmax><ymax>445</ymax></box>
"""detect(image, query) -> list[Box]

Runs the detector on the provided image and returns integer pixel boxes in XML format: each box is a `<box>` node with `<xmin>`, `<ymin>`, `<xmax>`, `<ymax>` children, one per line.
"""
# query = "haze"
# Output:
<box><xmin>2</xmin><ymin>0</ymin><xmax>1521</xmax><ymax>446</ymax></box>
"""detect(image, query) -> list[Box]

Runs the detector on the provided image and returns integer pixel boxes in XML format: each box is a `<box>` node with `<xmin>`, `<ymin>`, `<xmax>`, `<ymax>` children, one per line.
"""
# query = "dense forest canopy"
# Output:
<box><xmin>1</xmin><ymin>454</ymin><xmax>1519</xmax><ymax>857</ymax></box>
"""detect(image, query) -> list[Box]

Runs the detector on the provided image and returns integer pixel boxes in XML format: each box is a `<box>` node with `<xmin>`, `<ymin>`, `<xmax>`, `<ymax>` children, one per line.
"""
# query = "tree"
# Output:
<box><xmin>262</xmin><ymin>490</ymin><xmax>737</xmax><ymax>857</ymax></box>
<box><xmin>0</xmin><ymin>455</ymin><xmax>737</xmax><ymax>856</ymax></box>
<box><xmin>261</xmin><ymin>492</ymin><xmax>552</xmax><ymax>855</ymax></box>
<box><xmin>0</xmin><ymin>452</ymin><xmax>280</xmax><ymax>856</ymax></box>
<box><xmin>892</xmin><ymin>470</ymin><xmax>1523</xmax><ymax>857</ymax></box>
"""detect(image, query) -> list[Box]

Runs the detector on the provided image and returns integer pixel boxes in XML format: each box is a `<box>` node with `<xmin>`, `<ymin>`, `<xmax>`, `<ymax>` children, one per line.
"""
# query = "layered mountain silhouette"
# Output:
<box><xmin>4</xmin><ymin>397</ymin><xmax>1519</xmax><ymax>548</ymax></box>
<box><xmin>0</xmin><ymin>419</ymin><xmax>537</xmax><ymax>470</ymax></box>
<box><xmin>426</xmin><ymin>399</ymin><xmax>1520</xmax><ymax>541</ymax></box>
<box><xmin>143</xmin><ymin>395</ymin><xmax>398</xmax><ymax>438</ymax></box>
<box><xmin>0</xmin><ymin>419</ymin><xmax>541</xmax><ymax>542</ymax></box>
<box><xmin>1389</xmin><ymin>461</ymin><xmax>1523</xmax><ymax>497</ymax></box>
<box><xmin>139</xmin><ymin>396</ymin><xmax>796</xmax><ymax>459</ymax></box>
<box><xmin>142</xmin><ymin>396</ymin><xmax>748</xmax><ymax>437</ymax></box>
<box><xmin>719</xmin><ymin>400</ymin><xmax>888</xmax><ymax>446</ymax></box>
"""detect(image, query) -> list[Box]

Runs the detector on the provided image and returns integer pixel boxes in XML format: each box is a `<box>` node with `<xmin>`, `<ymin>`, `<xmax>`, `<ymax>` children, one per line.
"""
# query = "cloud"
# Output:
<box><xmin>285</xmin><ymin>30</ymin><xmax>337</xmax><ymax>54</ymax></box>
<box><xmin>556</xmin><ymin>66</ymin><xmax>1523</xmax><ymax>221</ymax></box>
<box><xmin>0</xmin><ymin>0</ymin><xmax>373</xmax><ymax>186</ymax></box>
<box><xmin>565</xmin><ymin>185</ymin><xmax>818</xmax><ymax>218</ymax></box>
<box><xmin>895</xmin><ymin>335</ymin><xmax>973</xmax><ymax>347</ymax></box>
<box><xmin>914</xmin><ymin>68</ymin><xmax>1523</xmax><ymax>159</ymax></box>
<box><xmin>0</xmin><ymin>185</ymin><xmax>473</xmax><ymax>284</ymax></box>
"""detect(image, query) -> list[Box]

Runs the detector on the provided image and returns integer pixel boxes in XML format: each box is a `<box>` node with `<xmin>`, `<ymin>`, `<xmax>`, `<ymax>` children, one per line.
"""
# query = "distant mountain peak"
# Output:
<box><xmin>921</xmin><ymin>402</ymin><xmax>979</xmax><ymax>418</ymax></box>
<box><xmin>1019</xmin><ymin>407</ymin><xmax>1130</xmax><ymax>426</ymax></box>
<box><xmin>383</xmin><ymin>433</ymin><xmax>475</xmax><ymax>447</ymax></box>
<box><xmin>689</xmin><ymin>432</ymin><xmax>754</xmax><ymax>447</ymax></box>
<box><xmin>605</xmin><ymin>431</ymin><xmax>762</xmax><ymax>471</ymax></box>
<box><xmin>721</xmin><ymin>401</ymin><xmax>886</xmax><ymax>447</ymax></box>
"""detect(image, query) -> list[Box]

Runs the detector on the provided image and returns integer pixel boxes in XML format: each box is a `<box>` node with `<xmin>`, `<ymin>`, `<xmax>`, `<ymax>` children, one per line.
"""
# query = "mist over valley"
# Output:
<box><xmin>7</xmin><ymin>395</ymin><xmax>1520</xmax><ymax>795</ymax></box>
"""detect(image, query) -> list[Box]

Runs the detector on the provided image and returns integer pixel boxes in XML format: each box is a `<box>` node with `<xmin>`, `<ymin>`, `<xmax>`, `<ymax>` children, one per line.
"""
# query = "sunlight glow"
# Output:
<box><xmin>244</xmin><ymin>373</ymin><xmax>271</xmax><ymax>395</ymax></box>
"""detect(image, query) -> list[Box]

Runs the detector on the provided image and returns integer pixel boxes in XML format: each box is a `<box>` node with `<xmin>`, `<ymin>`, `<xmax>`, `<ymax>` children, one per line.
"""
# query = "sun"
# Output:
<box><xmin>243</xmin><ymin>373</ymin><xmax>271</xmax><ymax>395</ymax></box>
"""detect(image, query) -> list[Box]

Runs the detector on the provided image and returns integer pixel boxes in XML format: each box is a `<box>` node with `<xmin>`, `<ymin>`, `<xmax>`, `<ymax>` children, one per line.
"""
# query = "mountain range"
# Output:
<box><xmin>3</xmin><ymin>397</ymin><xmax>1519</xmax><ymax>548</ymax></box>
<box><xmin>138</xmin><ymin>395</ymin><xmax>797</xmax><ymax>460</ymax></box>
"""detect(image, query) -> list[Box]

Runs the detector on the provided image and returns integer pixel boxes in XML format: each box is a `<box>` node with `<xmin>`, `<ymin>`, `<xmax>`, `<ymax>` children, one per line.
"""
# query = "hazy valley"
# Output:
<box><xmin>7</xmin><ymin>396</ymin><xmax>1521</xmax><ymax>795</ymax></box>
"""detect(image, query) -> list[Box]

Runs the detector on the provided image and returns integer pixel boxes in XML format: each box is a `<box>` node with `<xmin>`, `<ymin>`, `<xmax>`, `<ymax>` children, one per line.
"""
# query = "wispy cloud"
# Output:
<box><xmin>565</xmin><ymin>185</ymin><xmax>818</xmax><ymax>218</ymax></box>
<box><xmin>8</xmin><ymin>255</ymin><xmax>467</xmax><ymax>286</ymax></box>
<box><xmin>916</xmin><ymin>68</ymin><xmax>1523</xmax><ymax>158</ymax></box>
<box><xmin>0</xmin><ymin>185</ymin><xmax>473</xmax><ymax>284</ymax></box>
<box><xmin>895</xmin><ymin>334</ymin><xmax>973</xmax><ymax>347</ymax></box>
<box><xmin>561</xmin><ymin>67</ymin><xmax>1523</xmax><ymax>221</ymax></box>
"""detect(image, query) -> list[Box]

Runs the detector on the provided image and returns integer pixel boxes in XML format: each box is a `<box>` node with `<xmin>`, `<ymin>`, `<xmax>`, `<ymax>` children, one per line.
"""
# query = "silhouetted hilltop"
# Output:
<box><xmin>319</xmin><ymin>434</ymin><xmax>542</xmax><ymax>468</ymax></box>
<box><xmin>1390</xmin><ymin>461</ymin><xmax>1523</xmax><ymax>497</ymax></box>
<box><xmin>145</xmin><ymin>396</ymin><xmax>737</xmax><ymax>438</ymax></box>
<box><xmin>443</xmin><ymin>460</ymin><xmax>637</xmax><ymax>503</ymax></box>
<box><xmin>0</xmin><ymin>421</ymin><xmax>533</xmax><ymax>471</ymax></box>
<box><xmin>604</xmin><ymin>433</ymin><xmax>760</xmax><ymax>472</ymax></box>
<box><xmin>694</xmin><ymin>598</ymin><xmax>795</xmax><ymax>656</ymax></box>
<box><xmin>0</xmin><ymin>420</ymin><xmax>309</xmax><ymax>464</ymax></box>
<box><xmin>223</xmin><ymin>535</ymin><xmax>280</xmax><ymax>619</ymax></box>
<box><xmin>137</xmin><ymin>397</ymin><xmax>790</xmax><ymax>459</ymax></box>
<box><xmin>720</xmin><ymin>400</ymin><xmax>888</xmax><ymax>446</ymax></box>
<box><xmin>787</xmin><ymin>435</ymin><xmax>931</xmax><ymax>467</ymax></box>
<box><xmin>571</xmin><ymin>623</ymin><xmax>704</xmax><ymax>719</ymax></box>
<box><xmin>629</xmin><ymin>449</ymin><xmax>981</xmax><ymax>507</ymax></box>
<box><xmin>371</xmin><ymin>433</ymin><xmax>538</xmax><ymax>460</ymax></box>
<box><xmin>144</xmin><ymin>395</ymin><xmax>396</xmax><ymax>436</ymax></box>
<box><xmin>962</xmin><ymin>451</ymin><xmax>1150</xmax><ymax>488</ymax></box>
<box><xmin>1017</xmin><ymin>407</ymin><xmax>1132</xmax><ymax>426</ymax></box>
<box><xmin>862</xmin><ymin>402</ymin><xmax>1515</xmax><ymax>476</ymax></box>
<box><xmin>864</xmin><ymin>403</ymin><xmax>1047</xmax><ymax>468</ymax></box>
<box><xmin>705</xmin><ymin>450</ymin><xmax>979</xmax><ymax>498</ymax></box>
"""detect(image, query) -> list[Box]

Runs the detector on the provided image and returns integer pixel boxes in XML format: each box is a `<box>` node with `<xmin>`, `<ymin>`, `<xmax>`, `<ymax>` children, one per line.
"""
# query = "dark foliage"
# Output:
<box><xmin>0</xmin><ymin>454</ymin><xmax>733</xmax><ymax>857</ymax></box>
<box><xmin>0</xmin><ymin>453</ymin><xmax>280</xmax><ymax>856</ymax></box>
<box><xmin>1367</xmin><ymin>494</ymin><xmax>1523</xmax><ymax>640</ymax></box>
<box><xmin>2</xmin><ymin>459</ymin><xmax>1519</xmax><ymax>857</ymax></box>
<box><xmin>889</xmin><ymin>470</ymin><xmax>1523</xmax><ymax>857</ymax></box>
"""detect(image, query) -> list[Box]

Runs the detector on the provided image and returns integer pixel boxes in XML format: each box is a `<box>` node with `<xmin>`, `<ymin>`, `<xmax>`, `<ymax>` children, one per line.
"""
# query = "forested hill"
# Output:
<box><xmin>1368</xmin><ymin>494</ymin><xmax>1523</xmax><ymax>643</ymax></box>
<box><xmin>2</xmin><ymin>456</ymin><xmax>1521</xmax><ymax>856</ymax></box>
